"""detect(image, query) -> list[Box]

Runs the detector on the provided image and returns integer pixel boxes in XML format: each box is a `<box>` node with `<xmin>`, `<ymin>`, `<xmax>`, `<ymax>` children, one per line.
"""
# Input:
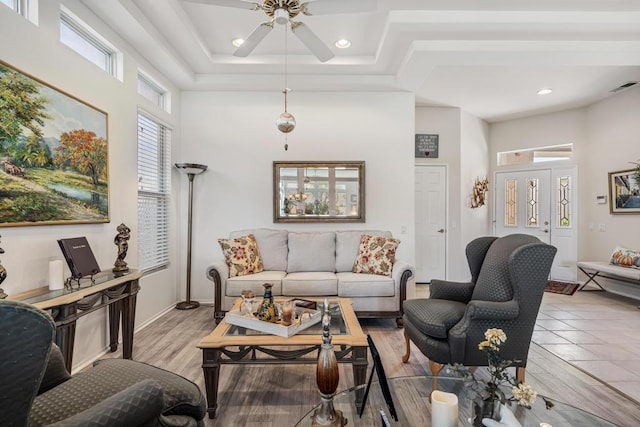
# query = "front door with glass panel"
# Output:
<box><xmin>494</xmin><ymin>168</ymin><xmax>577</xmax><ymax>281</ymax></box>
<box><xmin>495</xmin><ymin>170</ymin><xmax>551</xmax><ymax>243</ymax></box>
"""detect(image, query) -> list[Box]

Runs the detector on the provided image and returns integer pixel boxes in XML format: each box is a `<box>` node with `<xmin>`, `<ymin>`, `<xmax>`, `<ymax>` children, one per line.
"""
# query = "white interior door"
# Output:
<box><xmin>415</xmin><ymin>165</ymin><xmax>447</xmax><ymax>282</ymax></box>
<box><xmin>494</xmin><ymin>168</ymin><xmax>577</xmax><ymax>281</ymax></box>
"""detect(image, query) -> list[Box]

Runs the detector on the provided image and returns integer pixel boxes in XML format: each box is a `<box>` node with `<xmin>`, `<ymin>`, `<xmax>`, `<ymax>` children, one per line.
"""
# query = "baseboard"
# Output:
<box><xmin>70</xmin><ymin>302</ymin><xmax>178</xmax><ymax>375</ymax></box>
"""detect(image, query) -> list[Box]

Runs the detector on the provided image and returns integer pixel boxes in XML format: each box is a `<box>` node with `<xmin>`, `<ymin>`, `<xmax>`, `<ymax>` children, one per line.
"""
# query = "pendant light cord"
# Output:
<box><xmin>284</xmin><ymin>23</ymin><xmax>288</xmax><ymax>112</ymax></box>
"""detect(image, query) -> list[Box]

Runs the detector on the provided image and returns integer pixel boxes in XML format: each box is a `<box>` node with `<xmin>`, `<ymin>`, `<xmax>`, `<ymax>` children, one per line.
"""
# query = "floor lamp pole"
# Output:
<box><xmin>175</xmin><ymin>163</ymin><xmax>207</xmax><ymax>310</ymax></box>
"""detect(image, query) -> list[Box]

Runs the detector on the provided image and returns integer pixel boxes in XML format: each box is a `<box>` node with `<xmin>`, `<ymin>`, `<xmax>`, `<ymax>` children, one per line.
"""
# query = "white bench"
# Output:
<box><xmin>577</xmin><ymin>261</ymin><xmax>640</xmax><ymax>292</ymax></box>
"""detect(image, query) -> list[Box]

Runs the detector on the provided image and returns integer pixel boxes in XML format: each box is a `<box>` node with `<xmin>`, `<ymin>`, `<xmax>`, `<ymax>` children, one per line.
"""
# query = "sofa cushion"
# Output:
<box><xmin>226</xmin><ymin>271</ymin><xmax>285</xmax><ymax>297</ymax></box>
<box><xmin>218</xmin><ymin>234</ymin><xmax>263</xmax><ymax>277</ymax></box>
<box><xmin>335</xmin><ymin>230</ymin><xmax>392</xmax><ymax>273</ymax></box>
<box><xmin>336</xmin><ymin>272</ymin><xmax>395</xmax><ymax>297</ymax></box>
<box><xmin>352</xmin><ymin>235</ymin><xmax>400</xmax><ymax>276</ymax></box>
<box><xmin>282</xmin><ymin>272</ymin><xmax>338</xmax><ymax>296</ymax></box>
<box><xmin>287</xmin><ymin>232</ymin><xmax>336</xmax><ymax>272</ymax></box>
<box><xmin>230</xmin><ymin>228</ymin><xmax>288</xmax><ymax>271</ymax></box>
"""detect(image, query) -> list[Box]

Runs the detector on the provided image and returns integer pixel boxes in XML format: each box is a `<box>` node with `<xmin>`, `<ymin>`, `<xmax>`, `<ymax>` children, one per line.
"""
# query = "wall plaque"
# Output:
<box><xmin>415</xmin><ymin>134</ymin><xmax>439</xmax><ymax>158</ymax></box>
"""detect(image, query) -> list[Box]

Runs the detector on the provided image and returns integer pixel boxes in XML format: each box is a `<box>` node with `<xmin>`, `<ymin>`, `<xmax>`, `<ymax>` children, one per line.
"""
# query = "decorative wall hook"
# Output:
<box><xmin>471</xmin><ymin>177</ymin><xmax>489</xmax><ymax>208</ymax></box>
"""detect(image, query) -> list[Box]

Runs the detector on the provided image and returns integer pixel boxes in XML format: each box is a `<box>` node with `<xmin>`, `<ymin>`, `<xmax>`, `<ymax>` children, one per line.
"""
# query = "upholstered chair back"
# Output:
<box><xmin>471</xmin><ymin>234</ymin><xmax>540</xmax><ymax>302</ymax></box>
<box><xmin>0</xmin><ymin>299</ymin><xmax>55</xmax><ymax>427</ymax></box>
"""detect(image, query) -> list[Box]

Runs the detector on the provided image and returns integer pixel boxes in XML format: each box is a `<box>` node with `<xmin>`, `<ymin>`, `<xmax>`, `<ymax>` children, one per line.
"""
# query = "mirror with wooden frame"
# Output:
<box><xmin>273</xmin><ymin>161</ymin><xmax>365</xmax><ymax>223</ymax></box>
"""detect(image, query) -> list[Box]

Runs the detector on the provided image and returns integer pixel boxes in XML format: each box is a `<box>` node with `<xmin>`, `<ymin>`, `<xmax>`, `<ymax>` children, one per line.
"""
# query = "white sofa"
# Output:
<box><xmin>206</xmin><ymin>228</ymin><xmax>415</xmax><ymax>326</ymax></box>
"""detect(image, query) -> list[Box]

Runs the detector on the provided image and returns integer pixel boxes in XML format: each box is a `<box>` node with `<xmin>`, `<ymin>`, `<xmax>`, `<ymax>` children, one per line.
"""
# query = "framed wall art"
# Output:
<box><xmin>0</xmin><ymin>60</ymin><xmax>109</xmax><ymax>227</ymax></box>
<box><xmin>608</xmin><ymin>168</ymin><xmax>640</xmax><ymax>214</ymax></box>
<box><xmin>273</xmin><ymin>161</ymin><xmax>365</xmax><ymax>223</ymax></box>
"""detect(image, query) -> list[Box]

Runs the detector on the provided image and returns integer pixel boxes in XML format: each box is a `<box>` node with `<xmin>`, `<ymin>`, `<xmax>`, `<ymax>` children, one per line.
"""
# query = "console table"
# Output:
<box><xmin>9</xmin><ymin>269</ymin><xmax>142</xmax><ymax>370</ymax></box>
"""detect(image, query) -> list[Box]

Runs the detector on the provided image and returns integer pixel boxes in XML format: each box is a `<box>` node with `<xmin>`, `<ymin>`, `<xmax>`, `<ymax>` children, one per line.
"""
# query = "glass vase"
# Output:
<box><xmin>256</xmin><ymin>283</ymin><xmax>278</xmax><ymax>323</ymax></box>
<box><xmin>473</xmin><ymin>398</ymin><xmax>501</xmax><ymax>427</ymax></box>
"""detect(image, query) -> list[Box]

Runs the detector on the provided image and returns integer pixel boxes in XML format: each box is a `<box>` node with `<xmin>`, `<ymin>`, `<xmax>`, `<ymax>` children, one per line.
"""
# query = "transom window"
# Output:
<box><xmin>137</xmin><ymin>72</ymin><xmax>170</xmax><ymax>112</ymax></box>
<box><xmin>60</xmin><ymin>7</ymin><xmax>119</xmax><ymax>77</ymax></box>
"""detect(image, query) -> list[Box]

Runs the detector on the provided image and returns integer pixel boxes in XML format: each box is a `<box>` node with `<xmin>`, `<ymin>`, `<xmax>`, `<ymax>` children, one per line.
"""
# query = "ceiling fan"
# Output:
<box><xmin>185</xmin><ymin>0</ymin><xmax>377</xmax><ymax>62</ymax></box>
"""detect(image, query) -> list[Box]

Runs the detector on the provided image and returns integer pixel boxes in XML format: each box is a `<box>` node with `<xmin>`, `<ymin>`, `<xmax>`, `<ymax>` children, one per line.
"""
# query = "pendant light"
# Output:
<box><xmin>275</xmin><ymin>17</ymin><xmax>295</xmax><ymax>150</ymax></box>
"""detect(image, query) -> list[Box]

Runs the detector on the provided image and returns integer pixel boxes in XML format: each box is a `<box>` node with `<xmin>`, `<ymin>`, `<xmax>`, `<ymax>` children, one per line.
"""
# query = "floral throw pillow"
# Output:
<box><xmin>218</xmin><ymin>234</ymin><xmax>264</xmax><ymax>277</ymax></box>
<box><xmin>352</xmin><ymin>234</ymin><xmax>400</xmax><ymax>276</ymax></box>
<box><xmin>610</xmin><ymin>246</ymin><xmax>640</xmax><ymax>269</ymax></box>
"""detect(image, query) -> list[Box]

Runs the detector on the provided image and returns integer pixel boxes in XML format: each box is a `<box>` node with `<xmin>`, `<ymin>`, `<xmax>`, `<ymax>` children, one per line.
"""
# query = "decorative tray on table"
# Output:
<box><xmin>224</xmin><ymin>302</ymin><xmax>322</xmax><ymax>338</ymax></box>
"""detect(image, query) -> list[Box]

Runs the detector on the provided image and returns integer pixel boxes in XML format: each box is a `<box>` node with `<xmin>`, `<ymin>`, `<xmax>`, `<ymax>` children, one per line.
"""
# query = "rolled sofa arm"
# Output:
<box><xmin>392</xmin><ymin>259</ymin><xmax>415</xmax><ymax>323</ymax></box>
<box><xmin>206</xmin><ymin>261</ymin><xmax>229</xmax><ymax>324</ymax></box>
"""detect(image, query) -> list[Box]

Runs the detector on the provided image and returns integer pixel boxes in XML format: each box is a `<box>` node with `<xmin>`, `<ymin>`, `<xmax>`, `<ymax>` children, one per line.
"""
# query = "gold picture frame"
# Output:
<box><xmin>0</xmin><ymin>61</ymin><xmax>109</xmax><ymax>227</ymax></box>
<box><xmin>273</xmin><ymin>161</ymin><xmax>365</xmax><ymax>223</ymax></box>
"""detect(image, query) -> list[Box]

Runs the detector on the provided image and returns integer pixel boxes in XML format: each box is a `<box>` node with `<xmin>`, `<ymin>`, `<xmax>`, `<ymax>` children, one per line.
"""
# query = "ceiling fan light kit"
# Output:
<box><xmin>188</xmin><ymin>0</ymin><xmax>378</xmax><ymax>143</ymax></box>
<box><xmin>193</xmin><ymin>0</ymin><xmax>376</xmax><ymax>61</ymax></box>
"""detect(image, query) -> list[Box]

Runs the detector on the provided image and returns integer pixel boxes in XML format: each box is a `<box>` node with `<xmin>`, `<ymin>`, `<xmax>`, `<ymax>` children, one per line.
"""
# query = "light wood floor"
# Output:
<box><xmin>100</xmin><ymin>302</ymin><xmax>640</xmax><ymax>426</ymax></box>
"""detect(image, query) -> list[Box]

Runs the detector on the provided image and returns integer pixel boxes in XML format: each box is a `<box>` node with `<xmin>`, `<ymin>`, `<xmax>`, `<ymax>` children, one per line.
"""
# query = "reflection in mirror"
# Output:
<box><xmin>273</xmin><ymin>161</ymin><xmax>365</xmax><ymax>223</ymax></box>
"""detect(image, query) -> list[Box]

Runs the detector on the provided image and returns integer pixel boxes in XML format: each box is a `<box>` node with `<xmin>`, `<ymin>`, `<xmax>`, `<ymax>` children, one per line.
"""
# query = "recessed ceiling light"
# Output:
<box><xmin>232</xmin><ymin>38</ymin><xmax>245</xmax><ymax>47</ymax></box>
<box><xmin>537</xmin><ymin>88</ymin><xmax>553</xmax><ymax>95</ymax></box>
<box><xmin>335</xmin><ymin>39</ymin><xmax>351</xmax><ymax>49</ymax></box>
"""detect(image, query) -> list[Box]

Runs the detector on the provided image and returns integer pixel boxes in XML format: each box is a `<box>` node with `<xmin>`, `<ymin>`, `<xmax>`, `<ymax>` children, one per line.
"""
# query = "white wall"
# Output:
<box><xmin>415</xmin><ymin>107</ymin><xmax>461</xmax><ymax>281</ymax></box>
<box><xmin>180</xmin><ymin>91</ymin><xmax>416</xmax><ymax>302</ymax></box>
<box><xmin>415</xmin><ymin>107</ymin><xmax>491</xmax><ymax>282</ymax></box>
<box><xmin>460</xmin><ymin>112</ymin><xmax>491</xmax><ymax>247</ymax></box>
<box><xmin>582</xmin><ymin>86</ymin><xmax>640</xmax><ymax>261</ymax></box>
<box><xmin>489</xmin><ymin>85</ymin><xmax>640</xmax><ymax>286</ymax></box>
<box><xmin>0</xmin><ymin>1</ymin><xmax>181</xmax><ymax>371</ymax></box>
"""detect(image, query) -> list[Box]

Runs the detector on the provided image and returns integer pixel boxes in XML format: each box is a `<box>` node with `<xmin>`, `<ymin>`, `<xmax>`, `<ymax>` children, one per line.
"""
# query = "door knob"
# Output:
<box><xmin>437</xmin><ymin>229</ymin><xmax>445</xmax><ymax>233</ymax></box>
<box><xmin>543</xmin><ymin>229</ymin><xmax>549</xmax><ymax>233</ymax></box>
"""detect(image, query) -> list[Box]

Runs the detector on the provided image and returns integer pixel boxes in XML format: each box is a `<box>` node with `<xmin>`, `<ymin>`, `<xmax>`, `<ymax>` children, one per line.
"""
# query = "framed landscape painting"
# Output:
<box><xmin>0</xmin><ymin>61</ymin><xmax>109</xmax><ymax>227</ymax></box>
<box><xmin>609</xmin><ymin>169</ymin><xmax>640</xmax><ymax>214</ymax></box>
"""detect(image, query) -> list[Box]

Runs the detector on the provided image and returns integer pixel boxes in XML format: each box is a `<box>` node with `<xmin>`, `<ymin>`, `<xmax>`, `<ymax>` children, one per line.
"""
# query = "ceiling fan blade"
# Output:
<box><xmin>301</xmin><ymin>0</ymin><xmax>377</xmax><ymax>16</ymax></box>
<box><xmin>291</xmin><ymin>21</ymin><xmax>334</xmax><ymax>62</ymax></box>
<box><xmin>233</xmin><ymin>22</ymin><xmax>274</xmax><ymax>57</ymax></box>
<box><xmin>183</xmin><ymin>0</ymin><xmax>260</xmax><ymax>11</ymax></box>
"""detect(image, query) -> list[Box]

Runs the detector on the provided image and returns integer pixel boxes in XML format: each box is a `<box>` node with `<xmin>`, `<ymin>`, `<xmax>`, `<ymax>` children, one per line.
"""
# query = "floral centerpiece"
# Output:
<box><xmin>454</xmin><ymin>328</ymin><xmax>550</xmax><ymax>426</ymax></box>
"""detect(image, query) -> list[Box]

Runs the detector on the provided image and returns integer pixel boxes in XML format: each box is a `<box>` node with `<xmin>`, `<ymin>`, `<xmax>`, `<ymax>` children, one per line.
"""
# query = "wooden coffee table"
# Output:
<box><xmin>198</xmin><ymin>297</ymin><xmax>368</xmax><ymax>419</ymax></box>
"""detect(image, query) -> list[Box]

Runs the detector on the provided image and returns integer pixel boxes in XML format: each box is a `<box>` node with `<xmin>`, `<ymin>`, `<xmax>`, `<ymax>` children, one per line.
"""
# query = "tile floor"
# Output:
<box><xmin>535</xmin><ymin>288</ymin><xmax>640</xmax><ymax>403</ymax></box>
<box><xmin>415</xmin><ymin>283</ymin><xmax>640</xmax><ymax>403</ymax></box>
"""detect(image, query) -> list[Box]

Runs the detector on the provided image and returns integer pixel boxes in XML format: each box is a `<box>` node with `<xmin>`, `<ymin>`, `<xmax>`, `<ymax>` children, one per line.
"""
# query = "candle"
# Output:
<box><xmin>49</xmin><ymin>260</ymin><xmax>64</xmax><ymax>291</ymax></box>
<box><xmin>431</xmin><ymin>390</ymin><xmax>458</xmax><ymax>427</ymax></box>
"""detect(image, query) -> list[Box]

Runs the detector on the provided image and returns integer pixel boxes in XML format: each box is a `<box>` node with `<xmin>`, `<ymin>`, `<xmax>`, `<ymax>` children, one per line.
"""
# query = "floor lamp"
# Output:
<box><xmin>175</xmin><ymin>163</ymin><xmax>208</xmax><ymax>310</ymax></box>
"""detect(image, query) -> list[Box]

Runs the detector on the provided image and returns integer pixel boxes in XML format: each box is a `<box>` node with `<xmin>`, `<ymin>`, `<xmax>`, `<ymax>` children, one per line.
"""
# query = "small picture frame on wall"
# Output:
<box><xmin>415</xmin><ymin>134</ymin><xmax>439</xmax><ymax>158</ymax></box>
<box><xmin>608</xmin><ymin>169</ymin><xmax>640</xmax><ymax>214</ymax></box>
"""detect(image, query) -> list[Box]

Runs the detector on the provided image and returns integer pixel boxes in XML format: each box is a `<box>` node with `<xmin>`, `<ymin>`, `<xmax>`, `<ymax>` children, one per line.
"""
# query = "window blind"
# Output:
<box><xmin>137</xmin><ymin>111</ymin><xmax>171</xmax><ymax>272</ymax></box>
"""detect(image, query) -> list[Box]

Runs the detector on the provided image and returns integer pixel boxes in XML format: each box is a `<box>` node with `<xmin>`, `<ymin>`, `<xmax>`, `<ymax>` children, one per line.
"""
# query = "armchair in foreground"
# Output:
<box><xmin>402</xmin><ymin>234</ymin><xmax>557</xmax><ymax>389</ymax></box>
<box><xmin>0</xmin><ymin>299</ymin><xmax>206</xmax><ymax>427</ymax></box>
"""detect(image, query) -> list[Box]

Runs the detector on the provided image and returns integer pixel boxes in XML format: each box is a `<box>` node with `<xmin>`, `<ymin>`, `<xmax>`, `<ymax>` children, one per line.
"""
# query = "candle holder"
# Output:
<box><xmin>312</xmin><ymin>299</ymin><xmax>346</xmax><ymax>427</ymax></box>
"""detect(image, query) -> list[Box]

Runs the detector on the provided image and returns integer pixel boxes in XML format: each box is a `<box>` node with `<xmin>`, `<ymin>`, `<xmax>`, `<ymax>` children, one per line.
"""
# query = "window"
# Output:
<box><xmin>557</xmin><ymin>176</ymin><xmax>571</xmax><ymax>228</ymax></box>
<box><xmin>138</xmin><ymin>72</ymin><xmax>170</xmax><ymax>112</ymax></box>
<box><xmin>137</xmin><ymin>112</ymin><xmax>171</xmax><ymax>272</ymax></box>
<box><xmin>505</xmin><ymin>179</ymin><xmax>517</xmax><ymax>227</ymax></box>
<box><xmin>60</xmin><ymin>7</ymin><xmax>118</xmax><ymax>76</ymax></box>
<box><xmin>497</xmin><ymin>144</ymin><xmax>573</xmax><ymax>166</ymax></box>
<box><xmin>1</xmin><ymin>0</ymin><xmax>25</xmax><ymax>15</ymax></box>
<box><xmin>526</xmin><ymin>178</ymin><xmax>539</xmax><ymax>227</ymax></box>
